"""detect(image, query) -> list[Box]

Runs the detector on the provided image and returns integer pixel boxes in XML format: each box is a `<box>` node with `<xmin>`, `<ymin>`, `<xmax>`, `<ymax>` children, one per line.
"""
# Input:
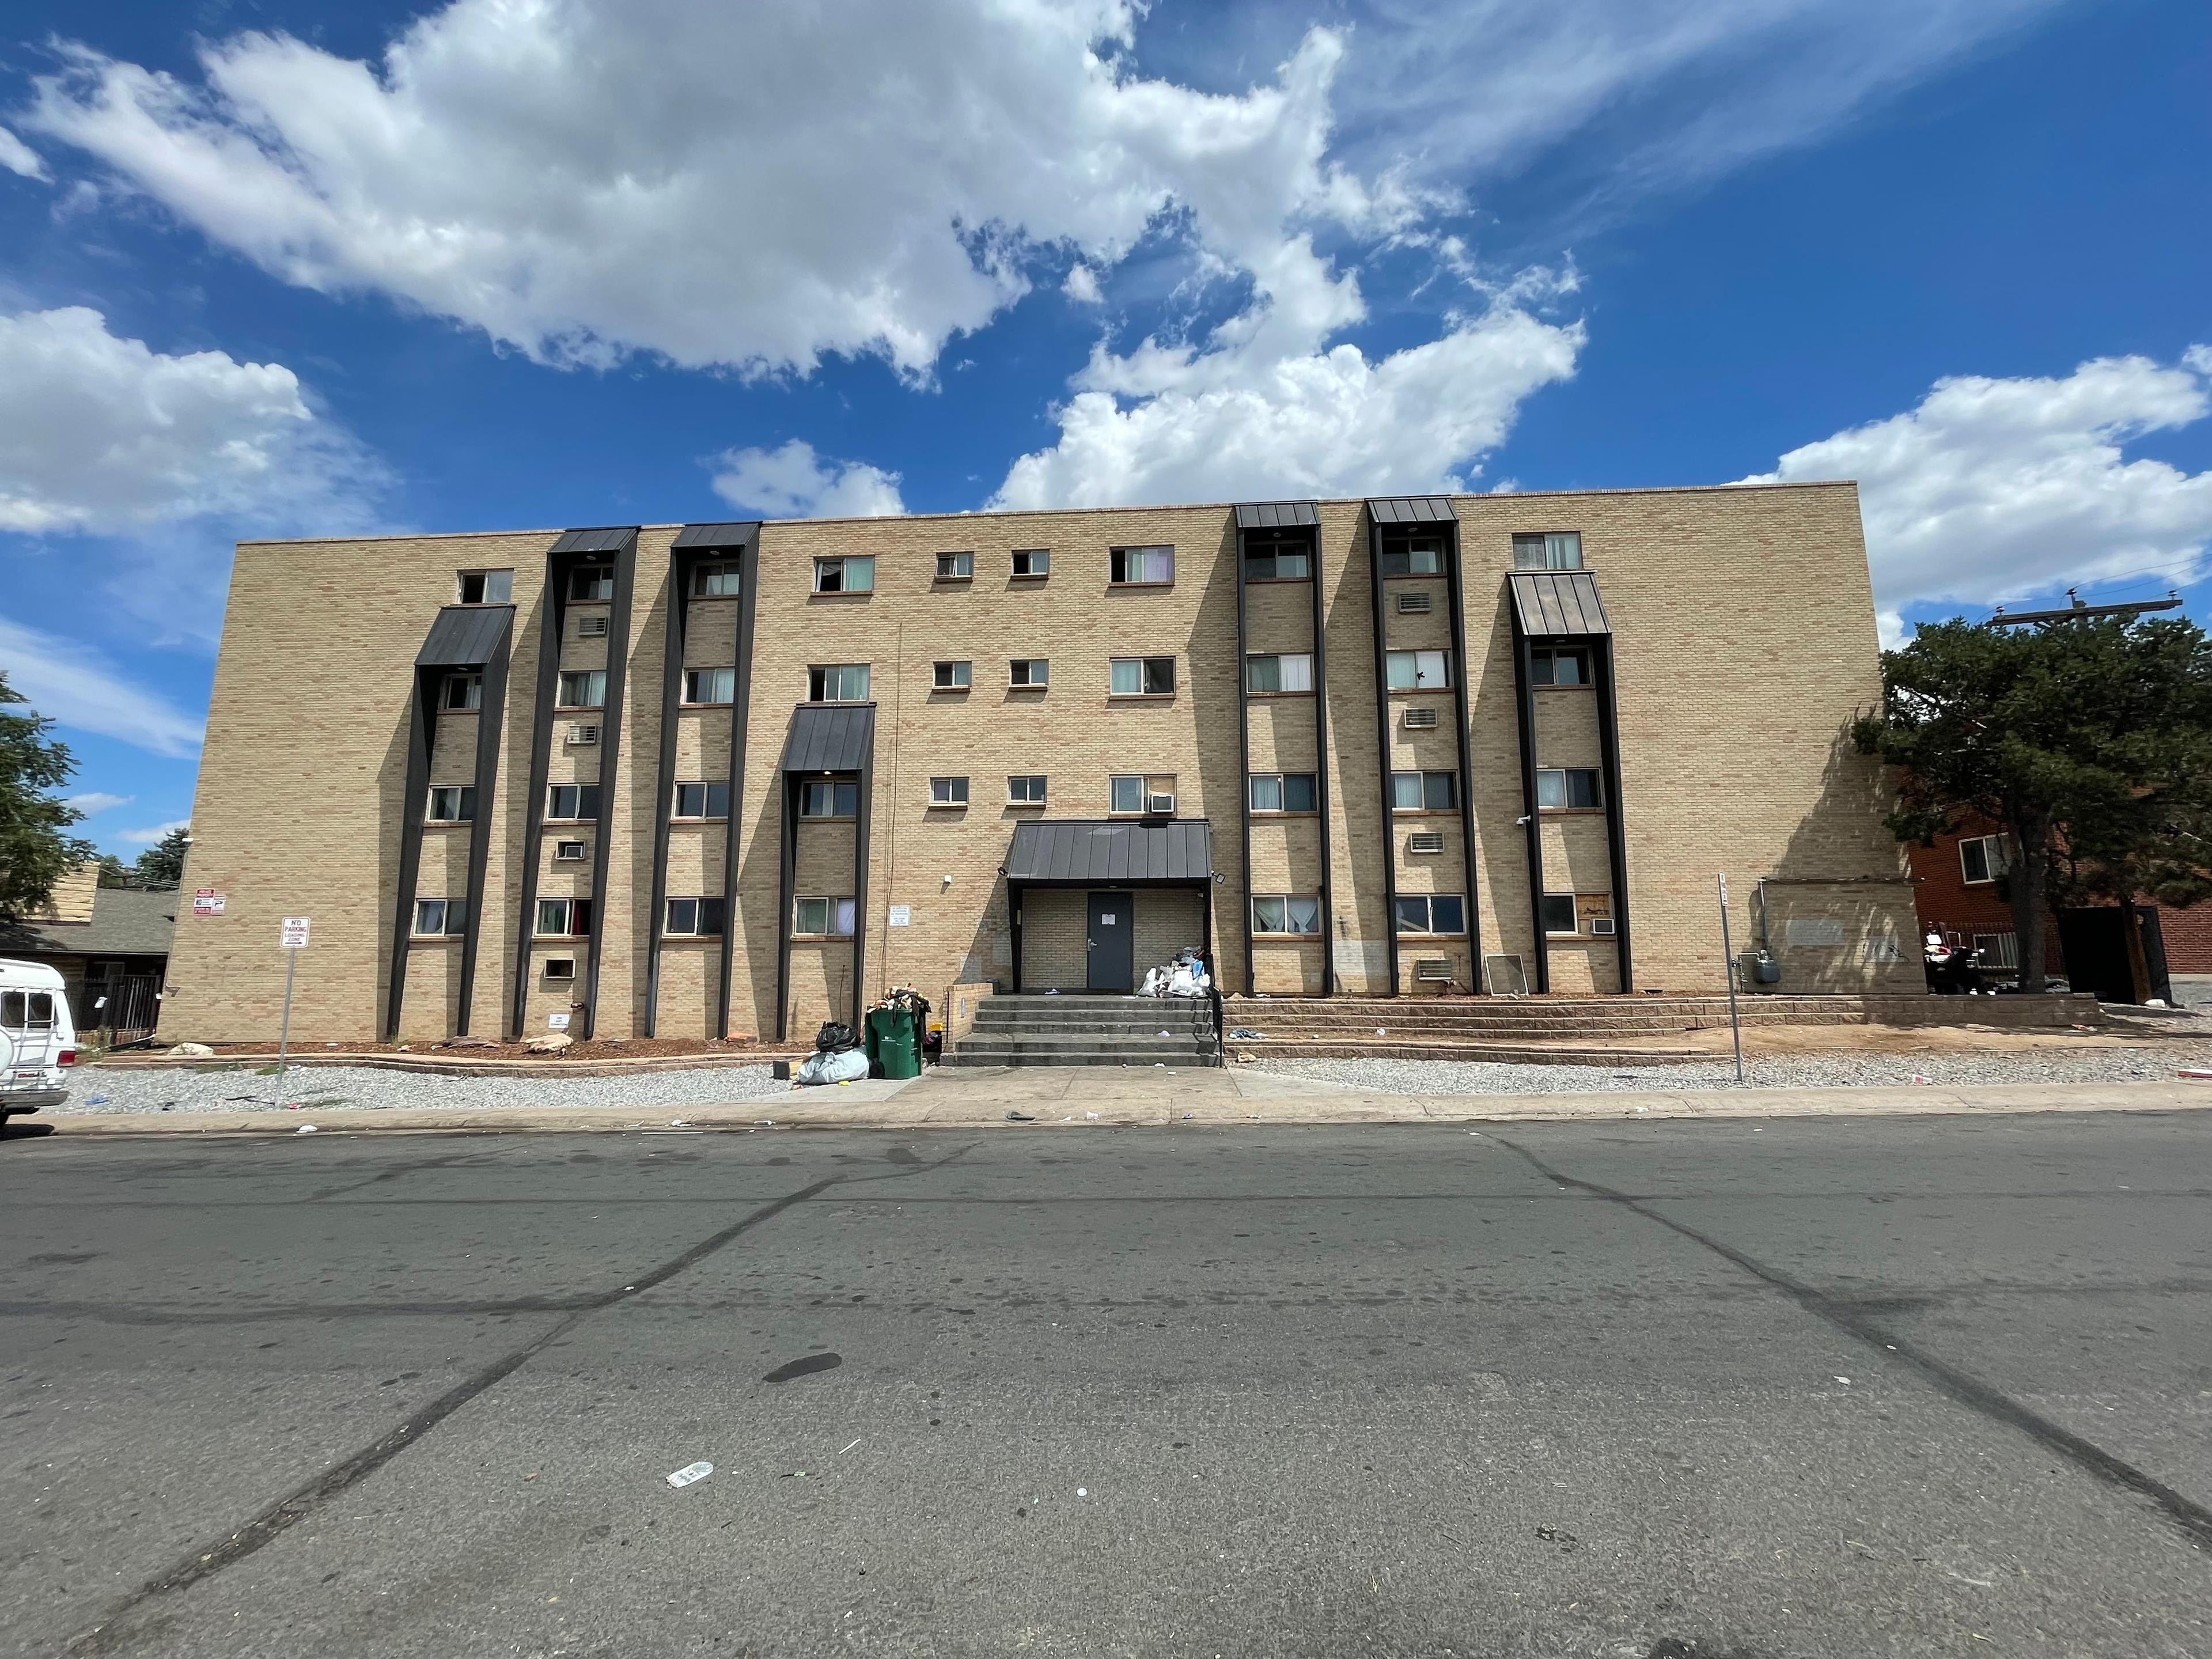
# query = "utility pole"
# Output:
<box><xmin>1718</xmin><ymin>874</ymin><xmax>1744</xmax><ymax>1084</ymax></box>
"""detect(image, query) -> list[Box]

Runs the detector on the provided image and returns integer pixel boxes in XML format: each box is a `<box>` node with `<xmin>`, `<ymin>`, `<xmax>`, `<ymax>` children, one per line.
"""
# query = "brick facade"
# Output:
<box><xmin>163</xmin><ymin>483</ymin><xmax>1922</xmax><ymax>1042</ymax></box>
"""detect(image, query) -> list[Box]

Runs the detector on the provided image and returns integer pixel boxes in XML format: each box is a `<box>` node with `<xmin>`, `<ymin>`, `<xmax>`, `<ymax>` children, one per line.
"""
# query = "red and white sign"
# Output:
<box><xmin>192</xmin><ymin>889</ymin><xmax>225</xmax><ymax>917</ymax></box>
<box><xmin>280</xmin><ymin>916</ymin><xmax>312</xmax><ymax>949</ymax></box>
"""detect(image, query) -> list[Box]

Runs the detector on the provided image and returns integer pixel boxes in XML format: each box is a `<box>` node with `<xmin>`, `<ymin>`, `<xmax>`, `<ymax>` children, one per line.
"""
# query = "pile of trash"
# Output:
<box><xmin>1138</xmin><ymin>947</ymin><xmax>1211</xmax><ymax>999</ymax></box>
<box><xmin>793</xmin><ymin>1020</ymin><xmax>869</xmax><ymax>1086</ymax></box>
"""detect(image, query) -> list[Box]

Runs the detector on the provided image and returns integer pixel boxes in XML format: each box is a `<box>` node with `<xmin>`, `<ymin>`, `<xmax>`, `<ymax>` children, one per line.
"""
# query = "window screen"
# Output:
<box><xmin>1535</xmin><ymin>768</ymin><xmax>1601</xmax><ymax>809</ymax></box>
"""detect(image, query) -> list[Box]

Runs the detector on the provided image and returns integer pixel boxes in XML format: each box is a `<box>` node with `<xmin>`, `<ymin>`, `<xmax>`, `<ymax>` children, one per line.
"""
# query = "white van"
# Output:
<box><xmin>0</xmin><ymin>959</ymin><xmax>77</xmax><ymax>1123</ymax></box>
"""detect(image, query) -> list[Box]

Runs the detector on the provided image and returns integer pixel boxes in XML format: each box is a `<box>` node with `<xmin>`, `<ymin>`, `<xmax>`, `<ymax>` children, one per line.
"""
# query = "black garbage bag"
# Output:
<box><xmin>815</xmin><ymin>1020</ymin><xmax>858</xmax><ymax>1052</ymax></box>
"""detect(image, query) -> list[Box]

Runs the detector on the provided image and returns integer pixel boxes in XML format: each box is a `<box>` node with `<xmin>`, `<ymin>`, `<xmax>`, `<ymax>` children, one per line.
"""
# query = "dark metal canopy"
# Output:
<box><xmin>672</xmin><ymin>521</ymin><xmax>762</xmax><ymax>550</ymax></box>
<box><xmin>1366</xmin><ymin>496</ymin><xmax>1457</xmax><ymax>525</ymax></box>
<box><xmin>415</xmin><ymin>604</ymin><xmax>514</xmax><ymax>668</ymax></box>
<box><xmin>779</xmin><ymin>703</ymin><xmax>876</xmax><ymax>774</ymax></box>
<box><xmin>1509</xmin><ymin>570</ymin><xmax>1612</xmax><ymax>637</ymax></box>
<box><xmin>1005</xmin><ymin>819</ymin><xmax>1213</xmax><ymax>885</ymax></box>
<box><xmin>548</xmin><ymin>525</ymin><xmax>637</xmax><ymax>556</ymax></box>
<box><xmin>1233</xmin><ymin>501</ymin><xmax>1320</xmax><ymax>529</ymax></box>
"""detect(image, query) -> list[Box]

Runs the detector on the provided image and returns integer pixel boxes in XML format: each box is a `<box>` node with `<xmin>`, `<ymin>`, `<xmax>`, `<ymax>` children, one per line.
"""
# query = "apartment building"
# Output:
<box><xmin>164</xmin><ymin>483</ymin><xmax>1924</xmax><ymax>1043</ymax></box>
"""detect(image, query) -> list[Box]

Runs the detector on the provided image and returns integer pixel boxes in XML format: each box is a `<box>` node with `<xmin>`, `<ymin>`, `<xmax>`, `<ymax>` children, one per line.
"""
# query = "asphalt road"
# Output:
<box><xmin>3</xmin><ymin>1113</ymin><xmax>2209</xmax><ymax>1658</ymax></box>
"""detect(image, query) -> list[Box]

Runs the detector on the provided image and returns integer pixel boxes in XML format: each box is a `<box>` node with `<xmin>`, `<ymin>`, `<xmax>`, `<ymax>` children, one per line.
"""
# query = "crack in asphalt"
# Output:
<box><xmin>1487</xmin><ymin>1132</ymin><xmax>2212</xmax><ymax>1556</ymax></box>
<box><xmin>67</xmin><ymin>1143</ymin><xmax>976</xmax><ymax>1656</ymax></box>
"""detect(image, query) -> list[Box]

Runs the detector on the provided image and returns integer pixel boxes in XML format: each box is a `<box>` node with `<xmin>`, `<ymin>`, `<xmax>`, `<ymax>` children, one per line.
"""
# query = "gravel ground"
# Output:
<box><xmin>54</xmin><ymin>1062</ymin><xmax>793</xmax><ymax>1116</ymax></box>
<box><xmin>1249</xmin><ymin>1043</ymin><xmax>2212</xmax><ymax>1095</ymax></box>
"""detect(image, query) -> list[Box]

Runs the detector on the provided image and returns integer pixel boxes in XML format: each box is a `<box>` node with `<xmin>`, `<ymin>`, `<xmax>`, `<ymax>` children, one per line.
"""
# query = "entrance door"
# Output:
<box><xmin>1086</xmin><ymin>891</ymin><xmax>1135</xmax><ymax>992</ymax></box>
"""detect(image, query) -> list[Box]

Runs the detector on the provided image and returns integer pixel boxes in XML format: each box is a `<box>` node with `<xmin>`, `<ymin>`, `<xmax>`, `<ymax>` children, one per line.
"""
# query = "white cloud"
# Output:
<box><xmin>709</xmin><ymin>440</ymin><xmax>904</xmax><ymax>520</ymax></box>
<box><xmin>0</xmin><ymin>124</ymin><xmax>47</xmax><ymax>181</ymax></box>
<box><xmin>1063</xmin><ymin>264</ymin><xmax>1104</xmax><ymax>305</ymax></box>
<box><xmin>0</xmin><ymin>617</ymin><xmax>204</xmax><ymax>757</ymax></box>
<box><xmin>116</xmin><ymin>819</ymin><xmax>189</xmax><ymax>847</ymax></box>
<box><xmin>63</xmin><ymin>791</ymin><xmax>133</xmax><ymax>815</ymax></box>
<box><xmin>1744</xmin><ymin>349</ymin><xmax>2212</xmax><ymax>615</ymax></box>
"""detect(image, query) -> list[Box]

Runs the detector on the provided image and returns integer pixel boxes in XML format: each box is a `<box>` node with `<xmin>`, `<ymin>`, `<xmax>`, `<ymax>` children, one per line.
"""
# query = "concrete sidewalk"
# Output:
<box><xmin>28</xmin><ymin>1065</ymin><xmax>2212</xmax><ymax>1135</ymax></box>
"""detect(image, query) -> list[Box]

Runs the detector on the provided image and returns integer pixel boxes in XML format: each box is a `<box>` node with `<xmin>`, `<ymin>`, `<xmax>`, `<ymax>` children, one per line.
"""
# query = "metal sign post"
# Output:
<box><xmin>278</xmin><ymin>918</ymin><xmax>310</xmax><ymax>1078</ymax></box>
<box><xmin>1717</xmin><ymin>876</ymin><xmax>1744</xmax><ymax>1084</ymax></box>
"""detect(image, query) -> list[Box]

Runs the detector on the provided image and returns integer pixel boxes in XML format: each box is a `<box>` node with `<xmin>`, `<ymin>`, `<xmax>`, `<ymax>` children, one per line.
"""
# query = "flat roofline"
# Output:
<box><xmin>234</xmin><ymin>479</ymin><xmax>1858</xmax><ymax>547</ymax></box>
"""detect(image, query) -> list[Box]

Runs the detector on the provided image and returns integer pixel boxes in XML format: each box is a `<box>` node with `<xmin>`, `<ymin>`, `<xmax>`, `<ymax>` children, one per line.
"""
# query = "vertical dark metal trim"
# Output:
<box><xmin>382</xmin><ymin>668</ymin><xmax>436</xmax><ymax>1040</ymax></box>
<box><xmin>578</xmin><ymin>535</ymin><xmax>637</xmax><ymax>1040</ymax></box>
<box><xmin>1367</xmin><ymin>516</ymin><xmax>1402</xmax><ymax>997</ymax></box>
<box><xmin>1592</xmin><ymin>634</ymin><xmax>1634</xmax><ymax>993</ymax></box>
<box><xmin>1510</xmin><ymin>623</ymin><xmax>1551</xmax><ymax>994</ymax></box>
<box><xmin>1232</xmin><ymin>522</ymin><xmax>1256</xmax><ymax>997</ymax></box>
<box><xmin>720</xmin><ymin>539</ymin><xmax>760</xmax><ymax>1040</ymax></box>
<box><xmin>850</xmin><ymin>715</ymin><xmax>876</xmax><ymax>1025</ymax></box>
<box><xmin>643</xmin><ymin>549</ymin><xmax>692</xmax><ymax>1037</ymax></box>
<box><xmin>1009</xmin><ymin>882</ymin><xmax>1025</xmax><ymax>994</ymax></box>
<box><xmin>774</xmin><ymin>774</ymin><xmax>798</xmax><ymax>1042</ymax></box>
<box><xmin>1442</xmin><ymin>524</ymin><xmax>1486</xmax><ymax>993</ymax></box>
<box><xmin>1309</xmin><ymin>527</ymin><xmax>1335</xmax><ymax>996</ymax></box>
<box><xmin>454</xmin><ymin>624</ymin><xmax>512</xmax><ymax>1034</ymax></box>
<box><xmin>510</xmin><ymin>561</ymin><xmax>566</xmax><ymax>1038</ymax></box>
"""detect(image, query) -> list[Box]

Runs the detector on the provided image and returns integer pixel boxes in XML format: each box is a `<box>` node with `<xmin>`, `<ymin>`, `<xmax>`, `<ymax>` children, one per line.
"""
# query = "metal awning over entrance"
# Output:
<box><xmin>1005</xmin><ymin>819</ymin><xmax>1212</xmax><ymax>885</ymax></box>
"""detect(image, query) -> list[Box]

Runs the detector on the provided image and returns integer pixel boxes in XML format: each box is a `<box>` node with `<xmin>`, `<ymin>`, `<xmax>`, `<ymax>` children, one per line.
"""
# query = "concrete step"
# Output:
<box><xmin>942</xmin><ymin>1050</ymin><xmax>1219</xmax><ymax>1069</ymax></box>
<box><xmin>1228</xmin><ymin>1041</ymin><xmax>1707</xmax><ymax>1066</ymax></box>
<box><xmin>956</xmin><ymin>1035</ymin><xmax>1215</xmax><ymax>1058</ymax></box>
<box><xmin>974</xmin><ymin>1010</ymin><xmax>1215</xmax><ymax>1032</ymax></box>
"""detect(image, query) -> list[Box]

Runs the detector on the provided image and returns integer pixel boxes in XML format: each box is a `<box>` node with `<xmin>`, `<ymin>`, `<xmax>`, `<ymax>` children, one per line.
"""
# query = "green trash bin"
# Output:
<box><xmin>868</xmin><ymin>1005</ymin><xmax>921</xmax><ymax>1080</ymax></box>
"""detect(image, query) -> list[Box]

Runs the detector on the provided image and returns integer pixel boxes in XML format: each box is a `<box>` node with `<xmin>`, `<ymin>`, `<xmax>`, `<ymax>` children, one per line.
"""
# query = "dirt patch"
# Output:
<box><xmin>161</xmin><ymin>1036</ymin><xmax>778</xmax><ymax>1063</ymax></box>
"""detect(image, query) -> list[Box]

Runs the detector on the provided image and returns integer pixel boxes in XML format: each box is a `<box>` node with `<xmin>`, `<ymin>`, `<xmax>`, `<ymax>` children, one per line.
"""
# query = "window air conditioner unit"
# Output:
<box><xmin>544</xmin><ymin>957</ymin><xmax>577</xmax><ymax>982</ymax></box>
<box><xmin>566</xmin><ymin>723</ymin><xmax>600</xmax><ymax>746</ymax></box>
<box><xmin>578</xmin><ymin>615</ymin><xmax>609</xmax><ymax>638</ymax></box>
<box><xmin>554</xmin><ymin>841</ymin><xmax>588</xmax><ymax>862</ymax></box>
<box><xmin>1414</xmin><ymin>957</ymin><xmax>1453</xmax><ymax>983</ymax></box>
<box><xmin>1397</xmin><ymin>591</ymin><xmax>1433</xmax><ymax>614</ymax></box>
<box><xmin>1147</xmin><ymin>793</ymin><xmax>1177</xmax><ymax>816</ymax></box>
<box><xmin>1589</xmin><ymin>916</ymin><xmax>1617</xmax><ymax>936</ymax></box>
<box><xmin>1407</xmin><ymin>831</ymin><xmax>1445</xmax><ymax>854</ymax></box>
<box><xmin>1403</xmin><ymin>706</ymin><xmax>1439</xmax><ymax>729</ymax></box>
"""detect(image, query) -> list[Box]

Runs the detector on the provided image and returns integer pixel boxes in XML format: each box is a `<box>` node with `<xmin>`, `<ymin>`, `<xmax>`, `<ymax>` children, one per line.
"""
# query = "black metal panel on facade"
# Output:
<box><xmin>510</xmin><ymin>528</ymin><xmax>639</xmax><ymax>1039</ymax></box>
<box><xmin>1365</xmin><ymin>513</ymin><xmax>1401</xmax><ymax>997</ymax></box>
<box><xmin>1004</xmin><ymin>819</ymin><xmax>1213</xmax><ymax>885</ymax></box>
<box><xmin>643</xmin><ymin>522</ymin><xmax>760</xmax><ymax>1039</ymax></box>
<box><xmin>774</xmin><ymin>702</ymin><xmax>876</xmax><ymax>1043</ymax></box>
<box><xmin>1233</xmin><ymin>501</ymin><xmax>1320</xmax><ymax>529</ymax></box>
<box><xmin>1366</xmin><ymin>496</ymin><xmax>1458</xmax><ymax>526</ymax></box>
<box><xmin>1508</xmin><ymin>571</ymin><xmax>1611</xmax><ymax>638</ymax></box>
<box><xmin>386</xmin><ymin>604</ymin><xmax>513</xmax><ymax>1039</ymax></box>
<box><xmin>1441</xmin><ymin>520</ymin><xmax>1486</xmax><ymax>993</ymax></box>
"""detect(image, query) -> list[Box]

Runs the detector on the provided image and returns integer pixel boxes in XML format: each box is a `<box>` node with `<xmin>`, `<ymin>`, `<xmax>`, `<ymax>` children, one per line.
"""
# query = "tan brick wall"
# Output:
<box><xmin>171</xmin><ymin>482</ymin><xmax>1911</xmax><ymax>1041</ymax></box>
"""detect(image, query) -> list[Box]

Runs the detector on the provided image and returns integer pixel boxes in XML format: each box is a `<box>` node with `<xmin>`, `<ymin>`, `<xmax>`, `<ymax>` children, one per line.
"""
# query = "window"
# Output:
<box><xmin>1385</xmin><ymin>649</ymin><xmax>1453</xmax><ymax>691</ymax></box>
<box><xmin>575</xmin><ymin>613</ymin><xmax>609</xmax><ymax>639</ymax></box>
<box><xmin>0</xmin><ymin>990</ymin><xmax>55</xmax><ymax>1032</ymax></box>
<box><xmin>1395</xmin><ymin>894</ymin><xmax>1467</xmax><ymax>935</ymax></box>
<box><xmin>1248</xmin><ymin>772</ymin><xmax>1318</xmax><ymax>813</ymax></box>
<box><xmin>1251</xmin><ymin>895</ymin><xmax>1322</xmax><ymax>935</ymax></box>
<box><xmin>664</xmin><ymin>897</ymin><xmax>728</xmax><ymax>937</ymax></box>
<box><xmin>1532</xmin><ymin>647</ymin><xmax>1589</xmax><ymax>687</ymax></box>
<box><xmin>935</xmin><ymin>551</ymin><xmax>974</xmax><ymax>581</ymax></box>
<box><xmin>1007</xmin><ymin>775</ymin><xmax>1047</xmax><ymax>806</ymax></box>
<box><xmin>1109</xmin><ymin>774</ymin><xmax>1177</xmax><ymax>815</ymax></box>
<box><xmin>929</xmin><ymin>775</ymin><xmax>969</xmax><ymax>807</ymax></box>
<box><xmin>933</xmin><ymin>660</ymin><xmax>972</xmax><ymax>691</ymax></box>
<box><xmin>1012</xmin><ymin>548</ymin><xmax>1051</xmax><ymax>578</ymax></box>
<box><xmin>1960</xmin><ymin>834</ymin><xmax>2011</xmax><ymax>885</ymax></box>
<box><xmin>1245</xmin><ymin>652</ymin><xmax>1314</xmax><ymax>693</ymax></box>
<box><xmin>673</xmin><ymin>781</ymin><xmax>730</xmax><ymax>819</ymax></box>
<box><xmin>536</xmin><ymin>897</ymin><xmax>593</xmax><ymax>936</ymax></box>
<box><xmin>1379</xmin><ymin>538</ymin><xmax>1444</xmax><ymax>577</ymax></box>
<box><xmin>426</xmin><ymin>786</ymin><xmax>475</xmax><ymax>824</ymax></box>
<box><xmin>682</xmin><ymin>667</ymin><xmax>736</xmax><ymax>705</ymax></box>
<box><xmin>1512</xmin><ymin>531</ymin><xmax>1584</xmax><ymax>571</ymax></box>
<box><xmin>456</xmin><ymin>569</ymin><xmax>513</xmax><ymax>605</ymax></box>
<box><xmin>1009</xmin><ymin>658</ymin><xmax>1048</xmax><ymax>688</ymax></box>
<box><xmin>442</xmin><ymin>673</ymin><xmax>483</xmax><ymax>711</ymax></box>
<box><xmin>1109</xmin><ymin>656</ymin><xmax>1176</xmax><ymax>696</ymax></box>
<box><xmin>813</xmin><ymin>555</ymin><xmax>875</xmax><ymax>593</ymax></box>
<box><xmin>546</xmin><ymin>783</ymin><xmax>603</xmax><ymax>820</ymax></box>
<box><xmin>569</xmin><ymin>565</ymin><xmax>614</xmax><ymax>601</ymax></box>
<box><xmin>413</xmin><ymin>898</ymin><xmax>467</xmax><ymax>937</ymax></box>
<box><xmin>801</xmin><ymin>780</ymin><xmax>859</xmax><ymax>819</ymax></box>
<box><xmin>1109</xmin><ymin>546</ymin><xmax>1174</xmax><ymax>586</ymax></box>
<box><xmin>793</xmin><ymin>896</ymin><xmax>856</xmax><ymax>937</ymax></box>
<box><xmin>543</xmin><ymin>957</ymin><xmax>576</xmax><ymax>982</ymax></box>
<box><xmin>1392</xmin><ymin>770</ymin><xmax>1459</xmax><ymax>811</ymax></box>
<box><xmin>554</xmin><ymin>839</ymin><xmax>588</xmax><ymax>861</ymax></box>
<box><xmin>557</xmin><ymin>669</ymin><xmax>606</xmax><ymax>709</ymax></box>
<box><xmin>1535</xmin><ymin>767</ymin><xmax>1602</xmax><ymax>810</ymax></box>
<box><xmin>1244</xmin><ymin>537</ymin><xmax>1310</xmax><ymax>581</ymax></box>
<box><xmin>1540</xmin><ymin>893</ymin><xmax>1580</xmax><ymax>936</ymax></box>
<box><xmin>692</xmin><ymin>560</ymin><xmax>741</xmax><ymax>597</ymax></box>
<box><xmin>806</xmin><ymin>664</ymin><xmax>869</xmax><ymax>702</ymax></box>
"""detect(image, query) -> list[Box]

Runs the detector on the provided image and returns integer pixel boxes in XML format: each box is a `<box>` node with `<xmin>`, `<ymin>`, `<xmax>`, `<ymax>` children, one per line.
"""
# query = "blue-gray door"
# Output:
<box><xmin>1087</xmin><ymin>892</ymin><xmax>1135</xmax><ymax>992</ymax></box>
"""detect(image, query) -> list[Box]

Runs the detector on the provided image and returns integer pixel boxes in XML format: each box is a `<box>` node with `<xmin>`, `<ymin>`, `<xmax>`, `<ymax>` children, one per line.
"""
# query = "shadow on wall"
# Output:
<box><xmin>1181</xmin><ymin>516</ymin><xmax>1247</xmax><ymax>989</ymax></box>
<box><xmin>1759</xmin><ymin>724</ymin><xmax>1921</xmax><ymax>994</ymax></box>
<box><xmin>374</xmin><ymin>697</ymin><xmax>409</xmax><ymax>1037</ymax></box>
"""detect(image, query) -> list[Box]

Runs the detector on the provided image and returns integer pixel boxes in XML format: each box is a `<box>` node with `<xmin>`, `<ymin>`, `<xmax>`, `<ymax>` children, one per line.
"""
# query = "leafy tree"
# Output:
<box><xmin>0</xmin><ymin>671</ymin><xmax>96</xmax><ymax>919</ymax></box>
<box><xmin>96</xmin><ymin>854</ymin><xmax>132</xmax><ymax>888</ymax></box>
<box><xmin>133</xmin><ymin>824</ymin><xmax>192</xmax><ymax>887</ymax></box>
<box><xmin>1853</xmin><ymin>613</ymin><xmax>2212</xmax><ymax>995</ymax></box>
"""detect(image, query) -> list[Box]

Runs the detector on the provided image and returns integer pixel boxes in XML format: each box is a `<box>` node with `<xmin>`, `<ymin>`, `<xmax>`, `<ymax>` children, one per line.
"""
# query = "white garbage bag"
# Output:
<box><xmin>794</xmin><ymin>1047</ymin><xmax>870</xmax><ymax>1086</ymax></box>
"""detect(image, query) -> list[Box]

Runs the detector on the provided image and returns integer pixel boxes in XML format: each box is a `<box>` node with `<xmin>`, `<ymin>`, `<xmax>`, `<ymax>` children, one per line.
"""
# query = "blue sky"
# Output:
<box><xmin>2</xmin><ymin>0</ymin><xmax>2207</xmax><ymax>858</ymax></box>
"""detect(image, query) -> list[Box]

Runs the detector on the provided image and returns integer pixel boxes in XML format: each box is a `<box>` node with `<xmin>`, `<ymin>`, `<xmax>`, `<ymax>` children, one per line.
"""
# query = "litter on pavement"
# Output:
<box><xmin>294</xmin><ymin>1124</ymin><xmax>318</xmax><ymax>1134</ymax></box>
<box><xmin>666</xmin><ymin>1461</ymin><xmax>714</xmax><ymax>1489</ymax></box>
